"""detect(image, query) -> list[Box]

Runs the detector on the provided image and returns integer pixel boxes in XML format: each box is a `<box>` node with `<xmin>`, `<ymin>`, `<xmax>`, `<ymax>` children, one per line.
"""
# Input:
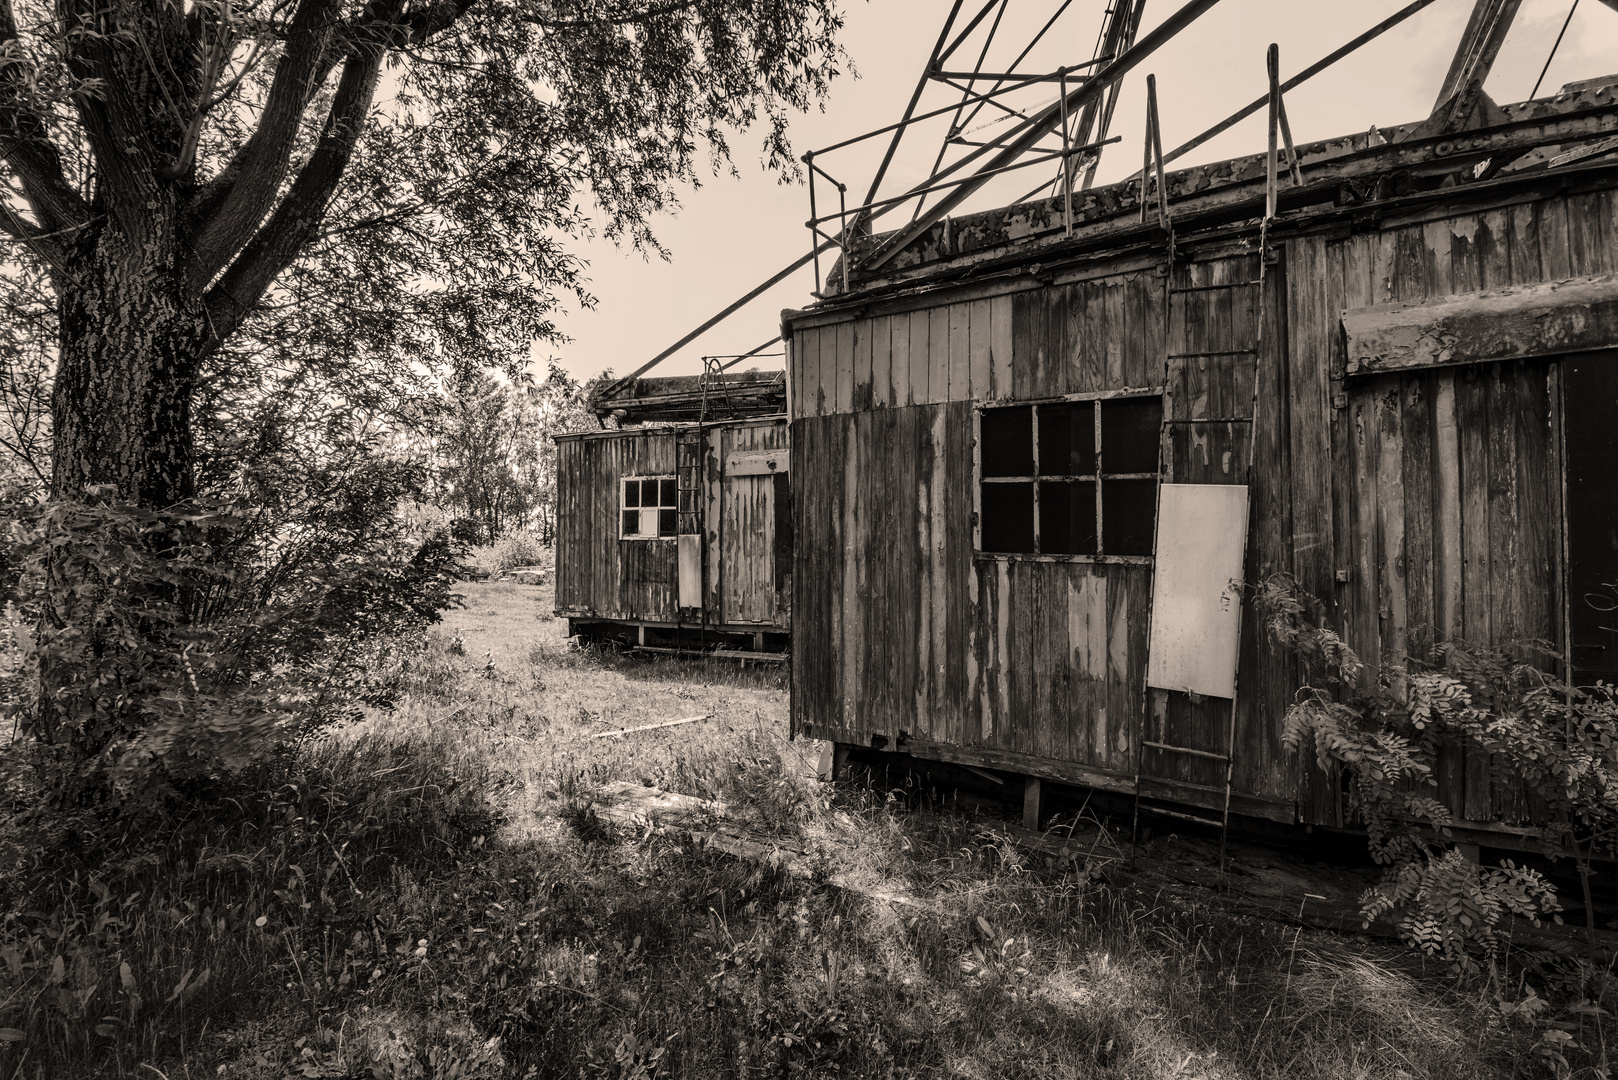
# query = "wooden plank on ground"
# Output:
<box><xmin>593</xmin><ymin>714</ymin><xmax>713</xmax><ymax>738</ymax></box>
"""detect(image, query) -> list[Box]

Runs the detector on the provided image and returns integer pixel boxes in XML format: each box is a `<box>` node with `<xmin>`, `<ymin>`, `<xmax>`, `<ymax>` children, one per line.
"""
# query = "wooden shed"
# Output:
<box><xmin>782</xmin><ymin>72</ymin><xmax>1618</xmax><ymax>840</ymax></box>
<box><xmin>554</xmin><ymin>373</ymin><xmax>791</xmax><ymax>655</ymax></box>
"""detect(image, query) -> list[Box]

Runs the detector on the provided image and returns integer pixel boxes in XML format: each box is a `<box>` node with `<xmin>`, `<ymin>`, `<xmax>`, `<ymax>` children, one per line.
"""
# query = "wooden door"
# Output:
<box><xmin>711</xmin><ymin>423</ymin><xmax>791</xmax><ymax>628</ymax></box>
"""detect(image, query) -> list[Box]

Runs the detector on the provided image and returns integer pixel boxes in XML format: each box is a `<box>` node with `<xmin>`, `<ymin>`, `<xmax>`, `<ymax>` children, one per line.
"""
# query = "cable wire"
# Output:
<box><xmin>1530</xmin><ymin>0</ymin><xmax>1579</xmax><ymax>101</ymax></box>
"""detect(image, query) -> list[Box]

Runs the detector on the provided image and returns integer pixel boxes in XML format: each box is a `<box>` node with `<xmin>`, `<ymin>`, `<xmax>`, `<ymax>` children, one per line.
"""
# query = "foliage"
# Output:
<box><xmin>1254</xmin><ymin>574</ymin><xmax>1618</xmax><ymax>967</ymax></box>
<box><xmin>3</xmin><ymin>441</ymin><xmax>466</xmax><ymax>811</ymax></box>
<box><xmin>421</xmin><ymin>361</ymin><xmax>595</xmax><ymax>546</ymax></box>
<box><xmin>0</xmin><ymin>260</ymin><xmax>50</xmax><ymax>492</ymax></box>
<box><xmin>468</xmin><ymin>532</ymin><xmax>550</xmax><ymax>579</ymax></box>
<box><xmin>0</xmin><ymin>0</ymin><xmax>848</xmax><ymax>492</ymax></box>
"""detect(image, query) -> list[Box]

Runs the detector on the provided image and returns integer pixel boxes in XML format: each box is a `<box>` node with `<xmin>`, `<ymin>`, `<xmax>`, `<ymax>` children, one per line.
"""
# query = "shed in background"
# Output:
<box><xmin>554</xmin><ymin>372</ymin><xmax>791</xmax><ymax>656</ymax></box>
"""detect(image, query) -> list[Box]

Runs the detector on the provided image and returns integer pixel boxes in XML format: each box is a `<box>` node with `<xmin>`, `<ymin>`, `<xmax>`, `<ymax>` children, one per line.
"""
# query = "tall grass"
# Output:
<box><xmin>1</xmin><ymin>582</ymin><xmax>1608</xmax><ymax>1078</ymax></box>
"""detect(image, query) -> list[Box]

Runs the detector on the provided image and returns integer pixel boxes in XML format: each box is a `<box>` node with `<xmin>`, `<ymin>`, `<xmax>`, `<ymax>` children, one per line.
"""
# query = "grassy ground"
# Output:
<box><xmin>1</xmin><ymin>580</ymin><xmax>1611</xmax><ymax>1078</ymax></box>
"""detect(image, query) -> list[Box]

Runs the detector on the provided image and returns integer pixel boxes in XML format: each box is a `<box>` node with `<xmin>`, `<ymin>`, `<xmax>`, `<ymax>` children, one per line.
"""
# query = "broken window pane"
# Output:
<box><xmin>1104</xmin><ymin>479</ymin><xmax>1157</xmax><ymax>555</ymax></box>
<box><xmin>1039</xmin><ymin>480</ymin><xmax>1098</xmax><ymax>555</ymax></box>
<box><xmin>981</xmin><ymin>483</ymin><xmax>1035</xmax><ymax>552</ymax></box>
<box><xmin>981</xmin><ymin>407</ymin><xmax>1034</xmax><ymax>477</ymax></box>
<box><xmin>1102</xmin><ymin>397</ymin><xmax>1163</xmax><ymax>473</ymax></box>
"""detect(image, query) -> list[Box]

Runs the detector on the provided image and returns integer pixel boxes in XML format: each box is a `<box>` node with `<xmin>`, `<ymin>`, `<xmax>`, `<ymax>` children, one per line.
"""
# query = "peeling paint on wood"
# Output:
<box><xmin>1343</xmin><ymin>273</ymin><xmax>1618</xmax><ymax>373</ymax></box>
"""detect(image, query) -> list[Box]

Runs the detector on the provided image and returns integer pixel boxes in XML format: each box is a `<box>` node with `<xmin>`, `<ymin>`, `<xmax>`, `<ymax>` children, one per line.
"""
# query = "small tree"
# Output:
<box><xmin>425</xmin><ymin>360</ymin><xmax>591</xmax><ymax>544</ymax></box>
<box><xmin>1255</xmin><ymin>574</ymin><xmax>1618</xmax><ymax>968</ymax></box>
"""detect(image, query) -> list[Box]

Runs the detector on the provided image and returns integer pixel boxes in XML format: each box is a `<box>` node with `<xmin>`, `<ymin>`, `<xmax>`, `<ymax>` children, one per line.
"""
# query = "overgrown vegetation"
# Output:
<box><xmin>1256</xmin><ymin>574</ymin><xmax>1618</xmax><ymax>971</ymax></box>
<box><xmin>1</xmin><ymin>443</ymin><xmax>464</xmax><ymax>814</ymax></box>
<box><xmin>3</xmin><ymin>580</ymin><xmax>1610</xmax><ymax>1079</ymax></box>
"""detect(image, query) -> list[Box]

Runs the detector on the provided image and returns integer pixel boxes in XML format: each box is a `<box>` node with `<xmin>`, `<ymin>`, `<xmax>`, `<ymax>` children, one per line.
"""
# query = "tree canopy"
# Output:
<box><xmin>0</xmin><ymin>0</ymin><xmax>846</xmax><ymax>497</ymax></box>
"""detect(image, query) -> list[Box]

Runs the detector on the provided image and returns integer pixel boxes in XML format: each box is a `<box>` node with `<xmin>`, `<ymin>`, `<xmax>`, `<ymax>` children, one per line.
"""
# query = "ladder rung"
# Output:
<box><xmin>1143</xmin><ymin>741</ymin><xmax>1229</xmax><ymax>761</ymax></box>
<box><xmin>1168</xmin><ymin>349</ymin><xmax>1258</xmax><ymax>358</ymax></box>
<box><xmin>1139</xmin><ymin>776</ymin><xmax>1232</xmax><ymax>798</ymax></box>
<box><xmin>1139</xmin><ymin>805</ymin><xmax>1225</xmax><ymax>828</ymax></box>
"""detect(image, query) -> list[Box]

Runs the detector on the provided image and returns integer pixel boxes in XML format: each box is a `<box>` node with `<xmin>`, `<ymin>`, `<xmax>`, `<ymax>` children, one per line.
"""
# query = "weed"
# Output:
<box><xmin>1</xmin><ymin>580</ymin><xmax>1610</xmax><ymax>1078</ymax></box>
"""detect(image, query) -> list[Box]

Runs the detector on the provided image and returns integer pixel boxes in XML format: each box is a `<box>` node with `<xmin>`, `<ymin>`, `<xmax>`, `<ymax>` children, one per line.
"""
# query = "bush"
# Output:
<box><xmin>2</xmin><ymin>445</ymin><xmax>467</xmax><ymax>815</ymax></box>
<box><xmin>468</xmin><ymin>532</ymin><xmax>549</xmax><ymax>578</ymax></box>
<box><xmin>1253</xmin><ymin>574</ymin><xmax>1618</xmax><ymax>968</ymax></box>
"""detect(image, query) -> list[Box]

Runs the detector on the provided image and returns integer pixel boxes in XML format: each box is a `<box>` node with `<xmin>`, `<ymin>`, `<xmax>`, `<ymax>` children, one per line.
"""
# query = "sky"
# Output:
<box><xmin>543</xmin><ymin>0</ymin><xmax>1618</xmax><ymax>385</ymax></box>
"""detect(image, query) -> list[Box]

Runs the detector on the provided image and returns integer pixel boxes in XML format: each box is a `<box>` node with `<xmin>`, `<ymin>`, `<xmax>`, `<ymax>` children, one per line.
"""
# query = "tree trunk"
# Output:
<box><xmin>31</xmin><ymin>211</ymin><xmax>212</xmax><ymax>750</ymax></box>
<box><xmin>51</xmin><ymin>217</ymin><xmax>209</xmax><ymax>506</ymax></box>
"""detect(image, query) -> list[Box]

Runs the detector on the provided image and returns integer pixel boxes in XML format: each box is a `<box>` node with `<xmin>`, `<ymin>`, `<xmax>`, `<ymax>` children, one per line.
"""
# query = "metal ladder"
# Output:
<box><xmin>1129</xmin><ymin>45</ymin><xmax>1297</xmax><ymax>869</ymax></box>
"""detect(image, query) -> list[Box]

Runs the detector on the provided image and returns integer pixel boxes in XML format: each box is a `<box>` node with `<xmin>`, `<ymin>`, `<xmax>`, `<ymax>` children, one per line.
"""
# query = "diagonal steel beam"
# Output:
<box><xmin>1433</xmin><ymin>0</ymin><xmax>1523</xmax><ymax>111</ymax></box>
<box><xmin>862</xmin><ymin>0</ymin><xmax>1227</xmax><ymax>272</ymax></box>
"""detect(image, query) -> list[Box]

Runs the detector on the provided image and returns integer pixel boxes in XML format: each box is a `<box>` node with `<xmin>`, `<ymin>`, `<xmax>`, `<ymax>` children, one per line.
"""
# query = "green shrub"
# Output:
<box><xmin>468</xmin><ymin>532</ymin><xmax>549</xmax><ymax>578</ymax></box>
<box><xmin>2</xmin><ymin>448</ymin><xmax>466</xmax><ymax>815</ymax></box>
<box><xmin>1253</xmin><ymin>574</ymin><xmax>1618</xmax><ymax>968</ymax></box>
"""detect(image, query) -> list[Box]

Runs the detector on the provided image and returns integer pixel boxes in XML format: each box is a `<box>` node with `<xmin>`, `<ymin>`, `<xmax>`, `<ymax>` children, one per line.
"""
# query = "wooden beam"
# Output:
<box><xmin>1023</xmin><ymin>777</ymin><xmax>1043</xmax><ymax>831</ymax></box>
<box><xmin>591</xmin><ymin>715</ymin><xmax>712</xmax><ymax>738</ymax></box>
<box><xmin>1342</xmin><ymin>273</ymin><xmax>1618</xmax><ymax>375</ymax></box>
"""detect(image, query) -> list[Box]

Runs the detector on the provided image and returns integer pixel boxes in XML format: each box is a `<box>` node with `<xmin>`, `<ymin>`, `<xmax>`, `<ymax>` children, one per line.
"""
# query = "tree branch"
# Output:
<box><xmin>400</xmin><ymin>0</ymin><xmax>479</xmax><ymax>42</ymax></box>
<box><xmin>0</xmin><ymin>0</ymin><xmax>92</xmax><ymax>238</ymax></box>
<box><xmin>187</xmin><ymin>0</ymin><xmax>347</xmax><ymax>284</ymax></box>
<box><xmin>205</xmin><ymin>40</ymin><xmax>389</xmax><ymax>339</ymax></box>
<box><xmin>518</xmin><ymin>0</ymin><xmax>701</xmax><ymax>30</ymax></box>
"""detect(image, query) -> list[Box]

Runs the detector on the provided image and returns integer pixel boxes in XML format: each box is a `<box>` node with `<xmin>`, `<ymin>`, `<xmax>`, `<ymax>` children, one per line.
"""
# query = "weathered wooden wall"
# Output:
<box><xmin>555</xmin><ymin>429</ymin><xmax>680</xmax><ymax>623</ymax></box>
<box><xmin>555</xmin><ymin>419</ymin><xmax>791</xmax><ymax>632</ymax></box>
<box><xmin>707</xmin><ymin>420</ymin><xmax>791</xmax><ymax>627</ymax></box>
<box><xmin>1286</xmin><ymin>191</ymin><xmax>1616</xmax><ymax>824</ymax></box>
<box><xmin>790</xmin><ymin>185</ymin><xmax>1618</xmax><ymax>827</ymax></box>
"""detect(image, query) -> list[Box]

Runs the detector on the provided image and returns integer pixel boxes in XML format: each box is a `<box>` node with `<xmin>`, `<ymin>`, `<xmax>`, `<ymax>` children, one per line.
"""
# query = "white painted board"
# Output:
<box><xmin>678</xmin><ymin>534</ymin><xmax>702</xmax><ymax>609</ymax></box>
<box><xmin>726</xmin><ymin>450</ymin><xmax>788</xmax><ymax>475</ymax></box>
<box><xmin>1146</xmin><ymin>483</ymin><xmax>1250</xmax><ymax>699</ymax></box>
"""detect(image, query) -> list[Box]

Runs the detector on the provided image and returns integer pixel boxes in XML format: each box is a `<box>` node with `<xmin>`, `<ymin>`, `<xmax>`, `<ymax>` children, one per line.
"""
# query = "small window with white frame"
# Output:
<box><xmin>621</xmin><ymin>476</ymin><xmax>679</xmax><ymax>539</ymax></box>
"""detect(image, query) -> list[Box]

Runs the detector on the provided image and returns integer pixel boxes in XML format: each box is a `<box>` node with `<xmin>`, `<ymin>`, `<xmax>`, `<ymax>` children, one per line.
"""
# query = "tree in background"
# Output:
<box><xmin>428</xmin><ymin>361</ymin><xmax>593</xmax><ymax>546</ymax></box>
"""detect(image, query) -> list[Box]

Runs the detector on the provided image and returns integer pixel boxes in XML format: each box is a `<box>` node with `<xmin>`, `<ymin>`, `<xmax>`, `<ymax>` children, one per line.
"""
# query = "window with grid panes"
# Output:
<box><xmin>620</xmin><ymin>476</ymin><xmax>679</xmax><ymax>539</ymax></box>
<box><xmin>978</xmin><ymin>396</ymin><xmax>1162</xmax><ymax>557</ymax></box>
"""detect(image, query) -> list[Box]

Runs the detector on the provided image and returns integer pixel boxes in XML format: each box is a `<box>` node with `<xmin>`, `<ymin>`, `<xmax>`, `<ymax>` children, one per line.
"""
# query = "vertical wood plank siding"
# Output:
<box><xmin>790</xmin><ymin>190</ymin><xmax>1612</xmax><ymax>826</ymax></box>
<box><xmin>555</xmin><ymin>418</ymin><xmax>790</xmax><ymax>633</ymax></box>
<box><xmin>554</xmin><ymin>429</ymin><xmax>679</xmax><ymax>622</ymax></box>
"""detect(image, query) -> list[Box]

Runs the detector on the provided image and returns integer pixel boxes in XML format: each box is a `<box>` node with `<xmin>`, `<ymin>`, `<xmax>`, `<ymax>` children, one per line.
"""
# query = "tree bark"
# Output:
<box><xmin>51</xmin><ymin>213</ymin><xmax>209</xmax><ymax>506</ymax></box>
<box><xmin>30</xmin><ymin>206</ymin><xmax>212</xmax><ymax>750</ymax></box>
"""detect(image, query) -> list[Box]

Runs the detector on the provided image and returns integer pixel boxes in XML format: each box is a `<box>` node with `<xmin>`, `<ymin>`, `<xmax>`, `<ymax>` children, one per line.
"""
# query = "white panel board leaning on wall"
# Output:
<box><xmin>1146</xmin><ymin>484</ymin><xmax>1250</xmax><ymax>699</ymax></box>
